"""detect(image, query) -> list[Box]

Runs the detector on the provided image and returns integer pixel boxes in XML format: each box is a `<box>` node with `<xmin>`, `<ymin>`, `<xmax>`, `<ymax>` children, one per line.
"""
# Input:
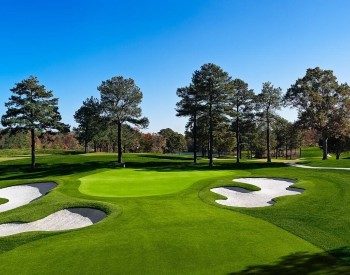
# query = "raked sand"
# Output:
<box><xmin>211</xmin><ymin>178</ymin><xmax>303</xmax><ymax>208</ymax></box>
<box><xmin>0</xmin><ymin>182</ymin><xmax>56</xmax><ymax>213</ymax></box>
<box><xmin>0</xmin><ymin>208</ymin><xmax>106</xmax><ymax>237</ymax></box>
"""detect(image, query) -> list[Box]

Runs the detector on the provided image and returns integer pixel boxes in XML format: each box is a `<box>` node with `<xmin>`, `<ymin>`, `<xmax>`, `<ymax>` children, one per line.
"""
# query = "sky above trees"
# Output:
<box><xmin>1</xmin><ymin>0</ymin><xmax>350</xmax><ymax>133</ymax></box>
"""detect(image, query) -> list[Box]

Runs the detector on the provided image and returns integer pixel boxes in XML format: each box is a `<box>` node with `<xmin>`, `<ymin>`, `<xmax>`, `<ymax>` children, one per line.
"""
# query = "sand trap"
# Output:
<box><xmin>0</xmin><ymin>207</ymin><xmax>106</xmax><ymax>237</ymax></box>
<box><xmin>290</xmin><ymin>163</ymin><xmax>350</xmax><ymax>171</ymax></box>
<box><xmin>211</xmin><ymin>178</ymin><xmax>303</xmax><ymax>208</ymax></box>
<box><xmin>0</xmin><ymin>182</ymin><xmax>56</xmax><ymax>213</ymax></box>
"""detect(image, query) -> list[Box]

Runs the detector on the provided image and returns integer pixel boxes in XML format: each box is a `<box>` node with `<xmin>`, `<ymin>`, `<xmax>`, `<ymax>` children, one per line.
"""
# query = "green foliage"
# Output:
<box><xmin>256</xmin><ymin>82</ymin><xmax>283</xmax><ymax>162</ymax></box>
<box><xmin>228</xmin><ymin>78</ymin><xmax>255</xmax><ymax>162</ymax></box>
<box><xmin>285</xmin><ymin>67</ymin><xmax>350</xmax><ymax>160</ymax></box>
<box><xmin>158</xmin><ymin>128</ymin><xmax>186</xmax><ymax>153</ymax></box>
<box><xmin>1</xmin><ymin>76</ymin><xmax>68</xmax><ymax>168</ymax></box>
<box><xmin>74</xmin><ymin>97</ymin><xmax>101</xmax><ymax>152</ymax></box>
<box><xmin>192</xmin><ymin>63</ymin><xmax>231</xmax><ymax>167</ymax></box>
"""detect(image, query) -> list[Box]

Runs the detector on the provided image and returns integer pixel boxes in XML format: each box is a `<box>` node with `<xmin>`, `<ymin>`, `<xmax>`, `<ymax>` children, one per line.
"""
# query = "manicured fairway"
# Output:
<box><xmin>0</xmin><ymin>153</ymin><xmax>349</xmax><ymax>273</ymax></box>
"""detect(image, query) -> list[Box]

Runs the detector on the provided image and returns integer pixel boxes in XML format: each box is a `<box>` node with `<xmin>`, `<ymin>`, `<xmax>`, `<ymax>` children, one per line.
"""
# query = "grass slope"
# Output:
<box><xmin>0</xmin><ymin>152</ymin><xmax>348</xmax><ymax>273</ymax></box>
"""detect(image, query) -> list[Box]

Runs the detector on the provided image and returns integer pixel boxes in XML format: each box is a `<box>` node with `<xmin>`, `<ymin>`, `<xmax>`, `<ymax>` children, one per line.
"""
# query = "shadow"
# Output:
<box><xmin>131</xmin><ymin>161</ymin><xmax>288</xmax><ymax>173</ymax></box>
<box><xmin>233</xmin><ymin>247</ymin><xmax>350</xmax><ymax>274</ymax></box>
<box><xmin>27</xmin><ymin>182</ymin><xmax>57</xmax><ymax>195</ymax></box>
<box><xmin>0</xmin><ymin>154</ymin><xmax>289</xmax><ymax>181</ymax></box>
<box><xmin>67</xmin><ymin>207</ymin><xmax>106</xmax><ymax>223</ymax></box>
<box><xmin>0</xmin><ymin>161</ymin><xmax>115</xmax><ymax>181</ymax></box>
<box><xmin>137</xmin><ymin>154</ymin><xmax>193</xmax><ymax>161</ymax></box>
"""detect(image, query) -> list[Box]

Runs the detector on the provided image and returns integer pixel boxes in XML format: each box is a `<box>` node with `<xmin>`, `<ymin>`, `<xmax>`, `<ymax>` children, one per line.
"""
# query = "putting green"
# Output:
<box><xmin>79</xmin><ymin>168</ymin><xmax>237</xmax><ymax>197</ymax></box>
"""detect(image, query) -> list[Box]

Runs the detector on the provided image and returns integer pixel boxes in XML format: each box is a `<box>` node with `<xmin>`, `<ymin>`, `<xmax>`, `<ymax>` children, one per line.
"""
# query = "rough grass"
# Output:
<box><xmin>0</xmin><ymin>152</ymin><xmax>348</xmax><ymax>273</ymax></box>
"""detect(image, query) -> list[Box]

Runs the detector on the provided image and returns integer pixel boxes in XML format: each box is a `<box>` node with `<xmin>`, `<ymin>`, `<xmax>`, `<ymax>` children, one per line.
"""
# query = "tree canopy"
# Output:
<box><xmin>285</xmin><ymin>67</ymin><xmax>350</xmax><ymax>159</ymax></box>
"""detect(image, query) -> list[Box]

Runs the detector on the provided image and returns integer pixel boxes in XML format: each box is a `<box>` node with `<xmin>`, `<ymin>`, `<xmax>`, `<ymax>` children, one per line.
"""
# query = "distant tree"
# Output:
<box><xmin>139</xmin><ymin>133</ymin><xmax>166</xmax><ymax>153</ymax></box>
<box><xmin>228</xmin><ymin>78</ymin><xmax>255</xmax><ymax>163</ymax></box>
<box><xmin>214</xmin><ymin>122</ymin><xmax>235</xmax><ymax>157</ymax></box>
<box><xmin>74</xmin><ymin>97</ymin><xmax>101</xmax><ymax>153</ymax></box>
<box><xmin>192</xmin><ymin>63</ymin><xmax>231</xmax><ymax>167</ymax></box>
<box><xmin>98</xmin><ymin>76</ymin><xmax>149</xmax><ymax>164</ymax></box>
<box><xmin>256</xmin><ymin>82</ymin><xmax>283</xmax><ymax>163</ymax></box>
<box><xmin>285</xmin><ymin>67</ymin><xmax>350</xmax><ymax>160</ymax></box>
<box><xmin>1</xmin><ymin>76</ymin><xmax>68</xmax><ymax>168</ymax></box>
<box><xmin>158</xmin><ymin>128</ymin><xmax>186</xmax><ymax>153</ymax></box>
<box><xmin>176</xmin><ymin>85</ymin><xmax>203</xmax><ymax>163</ymax></box>
<box><xmin>121</xmin><ymin>125</ymin><xmax>141</xmax><ymax>153</ymax></box>
<box><xmin>0</xmin><ymin>130</ymin><xmax>30</xmax><ymax>149</ymax></box>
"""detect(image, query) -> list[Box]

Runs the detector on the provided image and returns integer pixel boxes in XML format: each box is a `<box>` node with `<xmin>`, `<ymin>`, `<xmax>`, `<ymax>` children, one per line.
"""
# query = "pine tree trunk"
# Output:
<box><xmin>336</xmin><ymin>143</ymin><xmax>340</xmax><ymax>160</ymax></box>
<box><xmin>208</xmin><ymin>95</ymin><xmax>213</xmax><ymax>168</ymax></box>
<box><xmin>193</xmin><ymin>112</ymin><xmax>197</xmax><ymax>164</ymax></box>
<box><xmin>117</xmin><ymin>121</ymin><xmax>122</xmax><ymax>163</ymax></box>
<box><xmin>31</xmin><ymin>128</ymin><xmax>36</xmax><ymax>169</ymax></box>
<box><xmin>266</xmin><ymin>110</ymin><xmax>271</xmax><ymax>163</ymax></box>
<box><xmin>84</xmin><ymin>140</ymin><xmax>88</xmax><ymax>153</ymax></box>
<box><xmin>322</xmin><ymin>137</ymin><xmax>328</xmax><ymax>160</ymax></box>
<box><xmin>285</xmin><ymin>144</ymin><xmax>288</xmax><ymax>160</ymax></box>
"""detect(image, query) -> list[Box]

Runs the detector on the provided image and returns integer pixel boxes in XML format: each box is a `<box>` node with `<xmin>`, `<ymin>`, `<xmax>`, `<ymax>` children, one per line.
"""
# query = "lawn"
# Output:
<box><xmin>0</xmin><ymin>152</ymin><xmax>349</xmax><ymax>273</ymax></box>
<box><xmin>298</xmin><ymin>147</ymin><xmax>350</xmax><ymax>168</ymax></box>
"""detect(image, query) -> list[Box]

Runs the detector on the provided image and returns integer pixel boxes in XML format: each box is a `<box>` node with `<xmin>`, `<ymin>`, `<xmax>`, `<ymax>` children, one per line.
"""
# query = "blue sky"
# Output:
<box><xmin>1</xmin><ymin>0</ymin><xmax>350</xmax><ymax>133</ymax></box>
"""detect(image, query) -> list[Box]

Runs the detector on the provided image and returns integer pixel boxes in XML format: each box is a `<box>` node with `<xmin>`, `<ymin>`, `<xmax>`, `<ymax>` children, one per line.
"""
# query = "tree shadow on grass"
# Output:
<box><xmin>137</xmin><ymin>154</ymin><xmax>194</xmax><ymax>161</ymax></box>
<box><xmin>232</xmin><ymin>247</ymin><xmax>350</xmax><ymax>274</ymax></box>
<box><xmin>0</xmin><ymin>161</ymin><xmax>115</xmax><ymax>181</ymax></box>
<box><xmin>131</xmin><ymin>161</ymin><xmax>287</xmax><ymax>172</ymax></box>
<box><xmin>0</xmin><ymin>155</ymin><xmax>288</xmax><ymax>181</ymax></box>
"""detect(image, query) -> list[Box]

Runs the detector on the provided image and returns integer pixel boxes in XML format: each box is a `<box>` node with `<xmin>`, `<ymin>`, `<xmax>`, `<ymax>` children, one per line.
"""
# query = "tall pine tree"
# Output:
<box><xmin>98</xmin><ymin>76</ymin><xmax>149</xmax><ymax>164</ymax></box>
<box><xmin>1</xmin><ymin>76</ymin><xmax>68</xmax><ymax>168</ymax></box>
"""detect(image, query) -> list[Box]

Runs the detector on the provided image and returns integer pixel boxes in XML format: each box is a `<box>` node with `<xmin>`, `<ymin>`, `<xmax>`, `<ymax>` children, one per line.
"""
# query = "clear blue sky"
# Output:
<box><xmin>1</xmin><ymin>0</ymin><xmax>350</xmax><ymax>133</ymax></box>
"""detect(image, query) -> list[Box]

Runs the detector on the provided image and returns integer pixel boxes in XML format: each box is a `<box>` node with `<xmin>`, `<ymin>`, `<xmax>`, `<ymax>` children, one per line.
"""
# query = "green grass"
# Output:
<box><xmin>0</xmin><ymin>152</ymin><xmax>348</xmax><ymax>273</ymax></box>
<box><xmin>0</xmin><ymin>198</ymin><xmax>8</xmax><ymax>205</ymax></box>
<box><xmin>79</xmin><ymin>168</ymin><xmax>235</xmax><ymax>197</ymax></box>
<box><xmin>298</xmin><ymin>147</ymin><xmax>350</xmax><ymax>168</ymax></box>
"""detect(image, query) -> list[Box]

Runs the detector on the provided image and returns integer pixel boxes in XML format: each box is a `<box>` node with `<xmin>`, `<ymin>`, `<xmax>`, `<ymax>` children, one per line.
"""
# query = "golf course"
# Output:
<box><xmin>2</xmin><ymin>1</ymin><xmax>350</xmax><ymax>273</ymax></box>
<box><xmin>0</xmin><ymin>150</ymin><xmax>349</xmax><ymax>273</ymax></box>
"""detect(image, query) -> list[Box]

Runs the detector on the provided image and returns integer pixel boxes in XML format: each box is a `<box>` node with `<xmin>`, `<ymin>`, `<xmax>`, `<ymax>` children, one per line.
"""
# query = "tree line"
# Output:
<box><xmin>176</xmin><ymin>64</ymin><xmax>350</xmax><ymax>165</ymax></box>
<box><xmin>1</xmin><ymin>65</ymin><xmax>350</xmax><ymax>168</ymax></box>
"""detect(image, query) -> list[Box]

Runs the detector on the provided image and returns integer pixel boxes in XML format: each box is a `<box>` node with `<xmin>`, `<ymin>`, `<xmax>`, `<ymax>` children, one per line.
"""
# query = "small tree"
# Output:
<box><xmin>158</xmin><ymin>128</ymin><xmax>186</xmax><ymax>153</ymax></box>
<box><xmin>98</xmin><ymin>76</ymin><xmax>149</xmax><ymax>164</ymax></box>
<box><xmin>256</xmin><ymin>82</ymin><xmax>282</xmax><ymax>163</ymax></box>
<box><xmin>176</xmin><ymin>85</ymin><xmax>203</xmax><ymax>163</ymax></box>
<box><xmin>74</xmin><ymin>97</ymin><xmax>101</xmax><ymax>153</ymax></box>
<box><xmin>228</xmin><ymin>78</ymin><xmax>255</xmax><ymax>163</ymax></box>
<box><xmin>1</xmin><ymin>76</ymin><xmax>68</xmax><ymax>168</ymax></box>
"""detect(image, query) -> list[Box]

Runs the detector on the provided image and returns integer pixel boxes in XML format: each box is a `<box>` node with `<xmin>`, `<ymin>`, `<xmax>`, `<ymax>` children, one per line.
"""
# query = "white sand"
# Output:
<box><xmin>0</xmin><ymin>182</ymin><xmax>56</xmax><ymax>213</ymax></box>
<box><xmin>211</xmin><ymin>178</ymin><xmax>303</xmax><ymax>208</ymax></box>
<box><xmin>0</xmin><ymin>208</ymin><xmax>106</xmax><ymax>237</ymax></box>
<box><xmin>289</xmin><ymin>163</ymin><xmax>350</xmax><ymax>170</ymax></box>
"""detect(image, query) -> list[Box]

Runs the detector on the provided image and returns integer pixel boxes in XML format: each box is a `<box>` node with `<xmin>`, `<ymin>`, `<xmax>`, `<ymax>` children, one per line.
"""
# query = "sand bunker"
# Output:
<box><xmin>0</xmin><ymin>182</ymin><xmax>56</xmax><ymax>213</ymax></box>
<box><xmin>0</xmin><ymin>207</ymin><xmax>106</xmax><ymax>237</ymax></box>
<box><xmin>211</xmin><ymin>178</ymin><xmax>303</xmax><ymax>208</ymax></box>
